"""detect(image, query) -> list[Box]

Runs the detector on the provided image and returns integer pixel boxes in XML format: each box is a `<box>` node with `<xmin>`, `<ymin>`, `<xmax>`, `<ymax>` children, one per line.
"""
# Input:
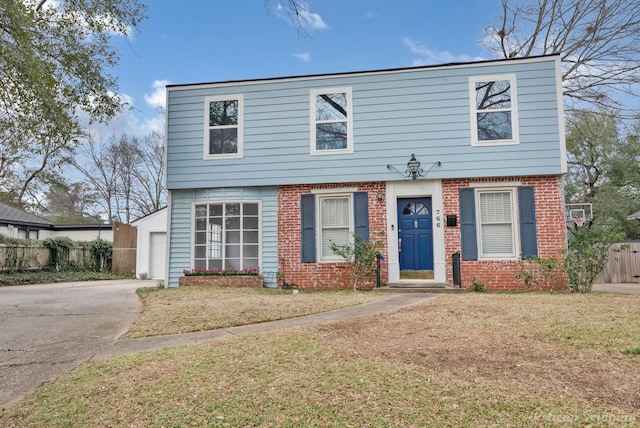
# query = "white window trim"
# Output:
<box><xmin>470</xmin><ymin>181</ymin><xmax>522</xmax><ymax>188</ymax></box>
<box><xmin>469</xmin><ymin>74</ymin><xmax>519</xmax><ymax>146</ymax></box>
<box><xmin>203</xmin><ymin>94</ymin><xmax>244</xmax><ymax>160</ymax></box>
<box><xmin>190</xmin><ymin>200</ymin><xmax>262</xmax><ymax>271</ymax></box>
<box><xmin>311</xmin><ymin>187</ymin><xmax>358</xmax><ymax>194</ymax></box>
<box><xmin>316</xmin><ymin>193</ymin><xmax>354</xmax><ymax>262</ymax></box>
<box><xmin>310</xmin><ymin>87</ymin><xmax>354</xmax><ymax>155</ymax></box>
<box><xmin>475</xmin><ymin>187</ymin><xmax>520</xmax><ymax>260</ymax></box>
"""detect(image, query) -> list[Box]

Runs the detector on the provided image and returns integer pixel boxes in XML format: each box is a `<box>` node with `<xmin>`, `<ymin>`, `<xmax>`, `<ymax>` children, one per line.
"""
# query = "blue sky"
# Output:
<box><xmin>103</xmin><ymin>0</ymin><xmax>502</xmax><ymax>136</ymax></box>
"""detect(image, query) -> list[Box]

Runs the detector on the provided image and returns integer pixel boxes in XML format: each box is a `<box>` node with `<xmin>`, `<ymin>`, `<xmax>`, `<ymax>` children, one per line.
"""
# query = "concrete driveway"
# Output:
<box><xmin>0</xmin><ymin>279</ymin><xmax>150</xmax><ymax>409</ymax></box>
<box><xmin>592</xmin><ymin>282</ymin><xmax>640</xmax><ymax>295</ymax></box>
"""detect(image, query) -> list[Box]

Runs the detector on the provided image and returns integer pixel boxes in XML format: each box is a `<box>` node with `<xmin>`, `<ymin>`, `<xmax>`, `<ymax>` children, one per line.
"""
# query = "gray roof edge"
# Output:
<box><xmin>0</xmin><ymin>202</ymin><xmax>54</xmax><ymax>226</ymax></box>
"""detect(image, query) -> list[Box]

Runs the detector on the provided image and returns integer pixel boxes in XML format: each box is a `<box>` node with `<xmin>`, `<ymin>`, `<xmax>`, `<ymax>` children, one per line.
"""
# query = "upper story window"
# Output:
<box><xmin>469</xmin><ymin>75</ymin><xmax>518</xmax><ymax>146</ymax></box>
<box><xmin>310</xmin><ymin>88</ymin><xmax>353</xmax><ymax>155</ymax></box>
<box><xmin>204</xmin><ymin>94</ymin><xmax>243</xmax><ymax>159</ymax></box>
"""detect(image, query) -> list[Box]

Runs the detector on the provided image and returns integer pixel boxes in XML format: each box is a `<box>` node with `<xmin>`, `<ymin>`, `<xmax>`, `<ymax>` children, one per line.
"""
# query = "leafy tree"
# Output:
<box><xmin>564</xmin><ymin>109</ymin><xmax>618</xmax><ymax>206</ymax></box>
<box><xmin>484</xmin><ymin>0</ymin><xmax>640</xmax><ymax>115</ymax></box>
<box><xmin>564</xmin><ymin>109</ymin><xmax>640</xmax><ymax>238</ymax></box>
<box><xmin>607</xmin><ymin>122</ymin><xmax>640</xmax><ymax>238</ymax></box>
<box><xmin>45</xmin><ymin>182</ymin><xmax>102</xmax><ymax>224</ymax></box>
<box><xmin>0</xmin><ymin>0</ymin><xmax>147</xmax><ymax>204</ymax></box>
<box><xmin>1</xmin><ymin>0</ymin><xmax>147</xmax><ymax>124</ymax></box>
<box><xmin>0</xmin><ymin>132</ymin><xmax>76</xmax><ymax>209</ymax></box>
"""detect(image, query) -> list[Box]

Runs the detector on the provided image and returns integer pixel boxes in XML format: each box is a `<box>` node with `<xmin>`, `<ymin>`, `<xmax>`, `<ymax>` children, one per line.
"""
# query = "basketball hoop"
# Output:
<box><xmin>566</xmin><ymin>203</ymin><xmax>593</xmax><ymax>229</ymax></box>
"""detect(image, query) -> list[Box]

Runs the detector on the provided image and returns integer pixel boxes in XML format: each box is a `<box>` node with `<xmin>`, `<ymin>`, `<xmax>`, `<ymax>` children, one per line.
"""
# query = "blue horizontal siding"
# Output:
<box><xmin>167</xmin><ymin>187</ymin><xmax>279</xmax><ymax>287</ymax></box>
<box><xmin>167</xmin><ymin>56</ymin><xmax>563</xmax><ymax>189</ymax></box>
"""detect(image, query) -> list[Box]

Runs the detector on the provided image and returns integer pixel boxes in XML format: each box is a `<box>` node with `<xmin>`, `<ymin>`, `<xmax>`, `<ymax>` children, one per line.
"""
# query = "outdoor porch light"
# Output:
<box><xmin>406</xmin><ymin>154</ymin><xmax>424</xmax><ymax>180</ymax></box>
<box><xmin>386</xmin><ymin>154</ymin><xmax>442</xmax><ymax>179</ymax></box>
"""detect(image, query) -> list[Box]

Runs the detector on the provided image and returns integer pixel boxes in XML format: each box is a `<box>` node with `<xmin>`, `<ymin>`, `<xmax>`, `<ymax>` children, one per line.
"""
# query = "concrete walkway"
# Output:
<box><xmin>95</xmin><ymin>293</ymin><xmax>440</xmax><ymax>360</ymax></box>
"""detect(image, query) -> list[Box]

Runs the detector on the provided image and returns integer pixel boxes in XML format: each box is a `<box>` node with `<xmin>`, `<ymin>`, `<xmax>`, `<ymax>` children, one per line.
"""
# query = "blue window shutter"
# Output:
<box><xmin>518</xmin><ymin>186</ymin><xmax>538</xmax><ymax>258</ymax></box>
<box><xmin>353</xmin><ymin>192</ymin><xmax>369</xmax><ymax>241</ymax></box>
<box><xmin>301</xmin><ymin>194</ymin><xmax>316</xmax><ymax>262</ymax></box>
<box><xmin>459</xmin><ymin>188</ymin><xmax>478</xmax><ymax>261</ymax></box>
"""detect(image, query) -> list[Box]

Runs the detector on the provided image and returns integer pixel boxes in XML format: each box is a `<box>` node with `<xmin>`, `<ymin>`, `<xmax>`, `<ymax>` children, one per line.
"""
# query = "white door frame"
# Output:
<box><xmin>385</xmin><ymin>180</ymin><xmax>445</xmax><ymax>283</ymax></box>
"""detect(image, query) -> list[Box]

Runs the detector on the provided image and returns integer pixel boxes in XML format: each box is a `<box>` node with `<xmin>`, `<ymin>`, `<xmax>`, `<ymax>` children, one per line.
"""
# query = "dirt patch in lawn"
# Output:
<box><xmin>314</xmin><ymin>293</ymin><xmax>640</xmax><ymax>410</ymax></box>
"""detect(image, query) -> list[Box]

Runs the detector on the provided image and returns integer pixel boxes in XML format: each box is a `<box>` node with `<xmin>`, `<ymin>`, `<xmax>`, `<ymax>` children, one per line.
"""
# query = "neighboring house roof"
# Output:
<box><xmin>628</xmin><ymin>210</ymin><xmax>640</xmax><ymax>221</ymax></box>
<box><xmin>52</xmin><ymin>224</ymin><xmax>113</xmax><ymax>231</ymax></box>
<box><xmin>131</xmin><ymin>207</ymin><xmax>167</xmax><ymax>225</ymax></box>
<box><xmin>0</xmin><ymin>201</ymin><xmax>112</xmax><ymax>231</ymax></box>
<box><xmin>0</xmin><ymin>201</ymin><xmax>54</xmax><ymax>228</ymax></box>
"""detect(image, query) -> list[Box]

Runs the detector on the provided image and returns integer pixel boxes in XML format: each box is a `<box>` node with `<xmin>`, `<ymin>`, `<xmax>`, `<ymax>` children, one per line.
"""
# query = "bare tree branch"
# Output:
<box><xmin>484</xmin><ymin>0</ymin><xmax>640</xmax><ymax>115</ymax></box>
<box><xmin>264</xmin><ymin>0</ymin><xmax>313</xmax><ymax>38</ymax></box>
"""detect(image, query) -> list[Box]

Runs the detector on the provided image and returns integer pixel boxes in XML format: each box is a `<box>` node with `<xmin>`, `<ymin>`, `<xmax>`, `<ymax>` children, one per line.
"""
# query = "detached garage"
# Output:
<box><xmin>132</xmin><ymin>208</ymin><xmax>167</xmax><ymax>280</ymax></box>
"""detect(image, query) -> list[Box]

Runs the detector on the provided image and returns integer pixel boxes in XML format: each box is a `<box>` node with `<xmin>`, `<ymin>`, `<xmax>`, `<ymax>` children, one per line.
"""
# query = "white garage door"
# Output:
<box><xmin>149</xmin><ymin>232</ymin><xmax>167</xmax><ymax>279</ymax></box>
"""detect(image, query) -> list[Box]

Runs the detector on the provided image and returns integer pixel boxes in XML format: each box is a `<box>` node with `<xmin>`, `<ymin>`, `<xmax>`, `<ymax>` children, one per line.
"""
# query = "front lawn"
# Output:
<box><xmin>125</xmin><ymin>286</ymin><xmax>389</xmax><ymax>338</ymax></box>
<box><xmin>1</xmin><ymin>292</ymin><xmax>639</xmax><ymax>427</ymax></box>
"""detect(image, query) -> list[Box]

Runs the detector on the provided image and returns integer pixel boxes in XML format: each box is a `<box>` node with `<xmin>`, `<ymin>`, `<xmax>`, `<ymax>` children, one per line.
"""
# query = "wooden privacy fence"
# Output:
<box><xmin>111</xmin><ymin>222</ymin><xmax>137</xmax><ymax>275</ymax></box>
<box><xmin>596</xmin><ymin>242</ymin><xmax>640</xmax><ymax>283</ymax></box>
<box><xmin>0</xmin><ymin>243</ymin><xmax>95</xmax><ymax>271</ymax></box>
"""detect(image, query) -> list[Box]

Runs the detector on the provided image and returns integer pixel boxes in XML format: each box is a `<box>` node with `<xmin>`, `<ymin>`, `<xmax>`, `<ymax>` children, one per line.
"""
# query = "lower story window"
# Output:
<box><xmin>318</xmin><ymin>195</ymin><xmax>352</xmax><ymax>261</ymax></box>
<box><xmin>477</xmin><ymin>190</ymin><xmax>517</xmax><ymax>258</ymax></box>
<box><xmin>193</xmin><ymin>202</ymin><xmax>259</xmax><ymax>270</ymax></box>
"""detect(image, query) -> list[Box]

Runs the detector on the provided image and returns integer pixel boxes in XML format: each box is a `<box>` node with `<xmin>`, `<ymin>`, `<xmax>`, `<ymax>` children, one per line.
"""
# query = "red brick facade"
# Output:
<box><xmin>278</xmin><ymin>182</ymin><xmax>388</xmax><ymax>290</ymax></box>
<box><xmin>443</xmin><ymin>175</ymin><xmax>567</xmax><ymax>290</ymax></box>
<box><xmin>277</xmin><ymin>176</ymin><xmax>567</xmax><ymax>291</ymax></box>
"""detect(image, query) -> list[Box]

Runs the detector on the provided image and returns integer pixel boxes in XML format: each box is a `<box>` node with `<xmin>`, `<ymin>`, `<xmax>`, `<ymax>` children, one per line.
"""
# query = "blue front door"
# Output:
<box><xmin>398</xmin><ymin>198</ymin><xmax>433</xmax><ymax>273</ymax></box>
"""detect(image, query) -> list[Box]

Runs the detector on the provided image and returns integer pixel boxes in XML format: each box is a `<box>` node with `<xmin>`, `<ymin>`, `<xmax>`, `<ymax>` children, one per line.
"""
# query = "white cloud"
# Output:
<box><xmin>276</xmin><ymin>1</ymin><xmax>328</xmax><ymax>31</ymax></box>
<box><xmin>79</xmin><ymin>93</ymin><xmax>138</xmax><ymax>138</ymax></box>
<box><xmin>403</xmin><ymin>37</ymin><xmax>485</xmax><ymax>66</ymax></box>
<box><xmin>365</xmin><ymin>12</ymin><xmax>377</xmax><ymax>19</ymax></box>
<box><xmin>298</xmin><ymin>5</ymin><xmax>328</xmax><ymax>30</ymax></box>
<box><xmin>294</xmin><ymin>52</ymin><xmax>311</xmax><ymax>62</ymax></box>
<box><xmin>144</xmin><ymin>80</ymin><xmax>169</xmax><ymax>110</ymax></box>
<box><xmin>140</xmin><ymin>116</ymin><xmax>165</xmax><ymax>136</ymax></box>
<box><xmin>78</xmin><ymin>91</ymin><xmax>165</xmax><ymax>139</ymax></box>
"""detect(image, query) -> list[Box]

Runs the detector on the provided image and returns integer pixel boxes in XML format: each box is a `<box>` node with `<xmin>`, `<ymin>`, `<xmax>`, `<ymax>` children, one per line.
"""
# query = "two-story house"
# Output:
<box><xmin>164</xmin><ymin>54</ymin><xmax>567</xmax><ymax>290</ymax></box>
